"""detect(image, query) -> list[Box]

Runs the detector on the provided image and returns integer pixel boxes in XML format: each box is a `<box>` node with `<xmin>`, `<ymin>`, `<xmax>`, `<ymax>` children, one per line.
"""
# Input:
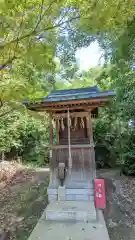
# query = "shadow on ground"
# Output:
<box><xmin>98</xmin><ymin>169</ymin><xmax>135</xmax><ymax>240</ymax></box>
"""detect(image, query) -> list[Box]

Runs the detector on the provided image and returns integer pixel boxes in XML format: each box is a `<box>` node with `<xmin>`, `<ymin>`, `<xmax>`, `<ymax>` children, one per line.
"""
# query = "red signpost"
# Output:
<box><xmin>94</xmin><ymin>179</ymin><xmax>106</xmax><ymax>209</ymax></box>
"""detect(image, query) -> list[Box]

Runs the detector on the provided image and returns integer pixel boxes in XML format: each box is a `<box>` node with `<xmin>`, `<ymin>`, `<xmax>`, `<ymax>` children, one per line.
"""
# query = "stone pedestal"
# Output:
<box><xmin>49</xmin><ymin>169</ymin><xmax>60</xmax><ymax>188</ymax></box>
<box><xmin>47</xmin><ymin>169</ymin><xmax>60</xmax><ymax>202</ymax></box>
<box><xmin>45</xmin><ymin>200</ymin><xmax>96</xmax><ymax>222</ymax></box>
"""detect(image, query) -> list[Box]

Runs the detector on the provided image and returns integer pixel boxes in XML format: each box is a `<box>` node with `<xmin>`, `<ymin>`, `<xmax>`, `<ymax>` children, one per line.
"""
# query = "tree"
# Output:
<box><xmin>55</xmin><ymin>65</ymin><xmax>114</xmax><ymax>91</ymax></box>
<box><xmin>0</xmin><ymin>0</ymin><xmax>134</xmax><ymax>72</ymax></box>
<box><xmin>0</xmin><ymin>0</ymin><xmax>80</xmax><ymax>71</ymax></box>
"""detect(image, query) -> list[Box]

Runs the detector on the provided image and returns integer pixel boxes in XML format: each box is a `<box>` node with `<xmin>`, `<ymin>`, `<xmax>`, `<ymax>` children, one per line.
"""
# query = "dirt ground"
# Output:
<box><xmin>0</xmin><ymin>162</ymin><xmax>135</xmax><ymax>240</ymax></box>
<box><xmin>0</xmin><ymin>162</ymin><xmax>49</xmax><ymax>240</ymax></box>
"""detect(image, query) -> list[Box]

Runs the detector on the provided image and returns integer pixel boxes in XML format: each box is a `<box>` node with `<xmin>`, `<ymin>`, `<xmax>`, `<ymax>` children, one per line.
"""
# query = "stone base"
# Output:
<box><xmin>45</xmin><ymin>200</ymin><xmax>96</xmax><ymax>222</ymax></box>
<box><xmin>47</xmin><ymin>188</ymin><xmax>57</xmax><ymax>202</ymax></box>
<box><xmin>47</xmin><ymin>187</ymin><xmax>94</xmax><ymax>202</ymax></box>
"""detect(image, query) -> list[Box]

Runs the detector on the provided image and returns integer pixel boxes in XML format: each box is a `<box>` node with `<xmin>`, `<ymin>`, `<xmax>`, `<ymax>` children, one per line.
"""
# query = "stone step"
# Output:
<box><xmin>48</xmin><ymin>194</ymin><xmax>94</xmax><ymax>202</ymax></box>
<box><xmin>64</xmin><ymin>181</ymin><xmax>94</xmax><ymax>189</ymax></box>
<box><xmin>66</xmin><ymin>188</ymin><xmax>94</xmax><ymax>201</ymax></box>
<box><xmin>47</xmin><ymin>188</ymin><xmax>94</xmax><ymax>195</ymax></box>
<box><xmin>66</xmin><ymin>188</ymin><xmax>93</xmax><ymax>194</ymax></box>
<box><xmin>66</xmin><ymin>194</ymin><xmax>94</xmax><ymax>201</ymax></box>
<box><xmin>45</xmin><ymin>200</ymin><xmax>96</xmax><ymax>222</ymax></box>
<box><xmin>47</xmin><ymin>187</ymin><xmax>94</xmax><ymax>202</ymax></box>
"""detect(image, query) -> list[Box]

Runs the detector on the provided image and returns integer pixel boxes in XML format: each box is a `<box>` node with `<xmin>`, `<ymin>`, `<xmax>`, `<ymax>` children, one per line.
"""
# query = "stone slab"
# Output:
<box><xmin>66</xmin><ymin>188</ymin><xmax>94</xmax><ymax>195</ymax></box>
<box><xmin>47</xmin><ymin>188</ymin><xmax>94</xmax><ymax>202</ymax></box>
<box><xmin>47</xmin><ymin>188</ymin><xmax>57</xmax><ymax>194</ymax></box>
<box><xmin>47</xmin><ymin>188</ymin><xmax>94</xmax><ymax>195</ymax></box>
<box><xmin>45</xmin><ymin>200</ymin><xmax>96</xmax><ymax>221</ymax></box>
<box><xmin>66</xmin><ymin>194</ymin><xmax>94</xmax><ymax>201</ymax></box>
<box><xmin>48</xmin><ymin>194</ymin><xmax>94</xmax><ymax>202</ymax></box>
<box><xmin>48</xmin><ymin>194</ymin><xmax>57</xmax><ymax>201</ymax></box>
<box><xmin>58</xmin><ymin>186</ymin><xmax>65</xmax><ymax>201</ymax></box>
<box><xmin>47</xmin><ymin>188</ymin><xmax>57</xmax><ymax>202</ymax></box>
<box><xmin>64</xmin><ymin>181</ymin><xmax>94</xmax><ymax>189</ymax></box>
<box><xmin>28</xmin><ymin>209</ymin><xmax>110</xmax><ymax>240</ymax></box>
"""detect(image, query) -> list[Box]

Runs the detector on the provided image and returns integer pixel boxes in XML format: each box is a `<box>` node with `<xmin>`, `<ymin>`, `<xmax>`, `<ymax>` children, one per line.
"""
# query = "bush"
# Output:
<box><xmin>92</xmin><ymin>109</ymin><xmax>135</xmax><ymax>171</ymax></box>
<box><xmin>118</xmin><ymin>129</ymin><xmax>135</xmax><ymax>175</ymax></box>
<box><xmin>93</xmin><ymin>115</ymin><xmax>117</xmax><ymax>168</ymax></box>
<box><xmin>121</xmin><ymin>152</ymin><xmax>135</xmax><ymax>175</ymax></box>
<box><xmin>0</xmin><ymin>109</ymin><xmax>49</xmax><ymax>166</ymax></box>
<box><xmin>18</xmin><ymin>116</ymin><xmax>49</xmax><ymax>166</ymax></box>
<box><xmin>95</xmin><ymin>145</ymin><xmax>111</xmax><ymax>168</ymax></box>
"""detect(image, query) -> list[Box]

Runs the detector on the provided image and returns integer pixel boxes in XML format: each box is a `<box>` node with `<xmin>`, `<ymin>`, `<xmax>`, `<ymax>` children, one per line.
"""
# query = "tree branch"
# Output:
<box><xmin>33</xmin><ymin>0</ymin><xmax>45</xmax><ymax>31</ymax></box>
<box><xmin>0</xmin><ymin>14</ymin><xmax>79</xmax><ymax>50</ymax></box>
<box><xmin>0</xmin><ymin>7</ymin><xmax>79</xmax><ymax>71</ymax></box>
<box><xmin>0</xmin><ymin>0</ymin><xmax>55</xmax><ymax>50</ymax></box>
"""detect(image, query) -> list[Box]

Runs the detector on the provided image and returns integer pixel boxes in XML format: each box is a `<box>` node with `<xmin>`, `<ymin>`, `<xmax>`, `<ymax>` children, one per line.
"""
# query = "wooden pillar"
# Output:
<box><xmin>88</xmin><ymin>111</ymin><xmax>96</xmax><ymax>178</ymax></box>
<box><xmin>86</xmin><ymin>112</ymin><xmax>93</xmax><ymax>145</ymax></box>
<box><xmin>67</xmin><ymin>108</ymin><xmax>72</xmax><ymax>171</ymax></box>
<box><xmin>56</xmin><ymin>119</ymin><xmax>59</xmax><ymax>144</ymax></box>
<box><xmin>49</xmin><ymin>114</ymin><xmax>53</xmax><ymax>185</ymax></box>
<box><xmin>86</xmin><ymin>114</ymin><xmax>90</xmax><ymax>143</ymax></box>
<box><xmin>49</xmin><ymin>114</ymin><xmax>53</xmax><ymax>170</ymax></box>
<box><xmin>49</xmin><ymin>115</ymin><xmax>60</xmax><ymax>187</ymax></box>
<box><xmin>89</xmin><ymin>111</ymin><xmax>94</xmax><ymax>146</ymax></box>
<box><xmin>49</xmin><ymin>114</ymin><xmax>53</xmax><ymax>146</ymax></box>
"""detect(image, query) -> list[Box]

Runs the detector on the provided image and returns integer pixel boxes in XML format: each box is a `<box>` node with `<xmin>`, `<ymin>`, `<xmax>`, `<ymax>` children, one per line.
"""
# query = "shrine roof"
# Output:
<box><xmin>24</xmin><ymin>86</ymin><xmax>115</xmax><ymax>106</ymax></box>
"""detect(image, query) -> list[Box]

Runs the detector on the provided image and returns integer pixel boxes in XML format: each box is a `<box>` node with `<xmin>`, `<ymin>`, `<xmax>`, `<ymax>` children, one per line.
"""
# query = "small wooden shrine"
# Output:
<box><xmin>26</xmin><ymin>86</ymin><xmax>114</xmax><ymax>202</ymax></box>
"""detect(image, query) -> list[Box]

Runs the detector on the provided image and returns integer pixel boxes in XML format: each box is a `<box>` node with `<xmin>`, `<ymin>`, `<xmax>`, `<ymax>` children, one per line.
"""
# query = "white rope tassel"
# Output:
<box><xmin>52</xmin><ymin>118</ymin><xmax>55</xmax><ymax>128</ymax></box>
<box><xmin>61</xmin><ymin>117</ymin><xmax>65</xmax><ymax>131</ymax></box>
<box><xmin>81</xmin><ymin>117</ymin><xmax>84</xmax><ymax>128</ymax></box>
<box><xmin>57</xmin><ymin>119</ymin><xmax>60</xmax><ymax>131</ymax></box>
<box><xmin>74</xmin><ymin>116</ymin><xmax>77</xmax><ymax>131</ymax></box>
<box><xmin>67</xmin><ymin>108</ymin><xmax>72</xmax><ymax>171</ymax></box>
<box><xmin>69</xmin><ymin>117</ymin><xmax>71</xmax><ymax>127</ymax></box>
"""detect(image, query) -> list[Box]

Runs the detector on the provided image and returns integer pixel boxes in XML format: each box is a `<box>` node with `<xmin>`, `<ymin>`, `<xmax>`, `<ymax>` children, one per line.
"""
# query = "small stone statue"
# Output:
<box><xmin>58</xmin><ymin>162</ymin><xmax>66</xmax><ymax>186</ymax></box>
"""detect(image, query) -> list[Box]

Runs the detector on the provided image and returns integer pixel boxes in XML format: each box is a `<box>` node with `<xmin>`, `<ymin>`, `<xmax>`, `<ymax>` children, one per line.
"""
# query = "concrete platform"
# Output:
<box><xmin>28</xmin><ymin>209</ymin><xmax>110</xmax><ymax>240</ymax></box>
<box><xmin>45</xmin><ymin>200</ymin><xmax>96</xmax><ymax>221</ymax></box>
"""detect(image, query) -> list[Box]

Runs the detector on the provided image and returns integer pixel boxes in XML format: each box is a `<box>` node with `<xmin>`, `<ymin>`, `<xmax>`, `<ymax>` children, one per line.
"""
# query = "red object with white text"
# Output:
<box><xmin>94</xmin><ymin>179</ymin><xmax>106</xmax><ymax>209</ymax></box>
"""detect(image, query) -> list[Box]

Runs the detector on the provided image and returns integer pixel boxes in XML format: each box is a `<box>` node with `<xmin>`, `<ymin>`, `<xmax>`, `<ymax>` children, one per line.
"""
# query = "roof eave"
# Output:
<box><xmin>26</xmin><ymin>94</ymin><xmax>114</xmax><ymax>112</ymax></box>
<box><xmin>24</xmin><ymin>91</ymin><xmax>115</xmax><ymax>107</ymax></box>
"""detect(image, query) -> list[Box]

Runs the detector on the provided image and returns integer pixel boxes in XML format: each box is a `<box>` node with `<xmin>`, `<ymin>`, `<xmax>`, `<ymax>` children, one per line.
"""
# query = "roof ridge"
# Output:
<box><xmin>48</xmin><ymin>90</ymin><xmax>100</xmax><ymax>99</ymax></box>
<box><xmin>49</xmin><ymin>86</ymin><xmax>99</xmax><ymax>95</ymax></box>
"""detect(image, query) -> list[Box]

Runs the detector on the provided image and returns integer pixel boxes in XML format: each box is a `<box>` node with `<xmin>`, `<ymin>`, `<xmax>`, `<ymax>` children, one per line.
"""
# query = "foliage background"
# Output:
<box><xmin>0</xmin><ymin>0</ymin><xmax>135</xmax><ymax>174</ymax></box>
